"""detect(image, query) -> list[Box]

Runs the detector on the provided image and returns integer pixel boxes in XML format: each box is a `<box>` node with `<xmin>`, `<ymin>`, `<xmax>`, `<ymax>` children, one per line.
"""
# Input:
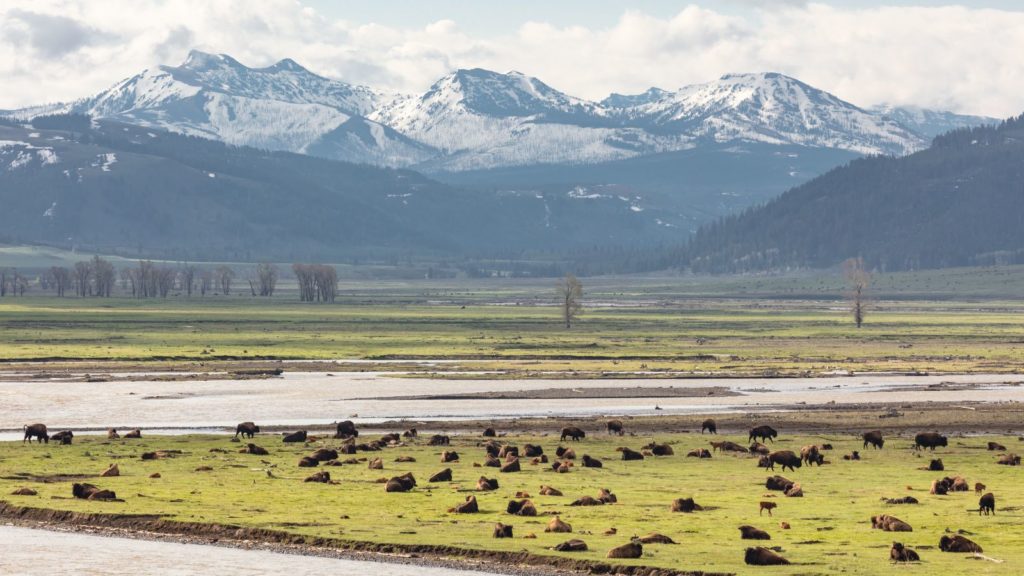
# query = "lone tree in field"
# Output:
<box><xmin>843</xmin><ymin>257</ymin><xmax>870</xmax><ymax>328</ymax></box>
<box><xmin>558</xmin><ymin>273</ymin><xmax>583</xmax><ymax>329</ymax></box>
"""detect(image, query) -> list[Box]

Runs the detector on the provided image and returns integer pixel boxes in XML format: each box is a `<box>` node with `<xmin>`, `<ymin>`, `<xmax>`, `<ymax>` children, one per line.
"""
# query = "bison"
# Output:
<box><xmin>987</xmin><ymin>441</ymin><xmax>1006</xmax><ymax>451</ymax></box>
<box><xmin>581</xmin><ymin>454</ymin><xmax>602</xmax><ymax>468</ymax></box>
<box><xmin>759</xmin><ymin>501</ymin><xmax>777</xmax><ymax>516</ymax></box>
<box><xmin>523</xmin><ymin>444</ymin><xmax>544</xmax><ymax>457</ymax></box>
<box><xmin>477</xmin><ymin>476</ymin><xmax>499</xmax><ymax>491</ymax></box>
<box><xmin>617</xmin><ymin>447</ymin><xmax>644</xmax><ymax>461</ymax></box>
<box><xmin>863</xmin><ymin>430</ymin><xmax>885</xmax><ymax>449</ymax></box>
<box><xmin>940</xmin><ymin>534</ymin><xmax>983</xmax><ymax>553</ymax></box>
<box><xmin>872</xmin><ymin>514</ymin><xmax>912</xmax><ymax>532</ymax></box>
<box><xmin>890</xmin><ymin>542</ymin><xmax>920</xmax><ymax>562</ymax></box>
<box><xmin>310</xmin><ymin>448</ymin><xmax>338</xmax><ymax>462</ymax></box>
<box><xmin>570</xmin><ymin>496</ymin><xmax>604</xmax><ymax>507</ymax></box>
<box><xmin>241</xmin><ymin>443</ymin><xmax>269</xmax><ymax>456</ymax></box>
<box><xmin>637</xmin><ymin>533</ymin><xmax>675</xmax><ymax>544</ymax></box>
<box><xmin>385</xmin><ymin>472</ymin><xmax>416</xmax><ymax>493</ymax></box>
<box><xmin>687</xmin><ymin>448</ymin><xmax>712</xmax><ymax>459</ymax></box>
<box><xmin>555</xmin><ymin>446</ymin><xmax>576</xmax><ymax>459</ymax></box>
<box><xmin>335</xmin><ymin>420</ymin><xmax>358</xmax><ymax>438</ymax></box>
<box><xmin>607</xmin><ymin>419</ymin><xmax>625</xmax><ymax>435</ymax></box>
<box><xmin>500</xmin><ymin>458</ymin><xmax>521</xmax><ymax>473</ymax></box>
<box><xmin>670</xmin><ymin>497</ymin><xmax>703</xmax><ymax>513</ymax></box>
<box><xmin>545</xmin><ymin>516</ymin><xmax>573</xmax><ymax>533</ymax></box>
<box><xmin>701</xmin><ymin>418</ymin><xmax>717</xmax><ymax>434</ymax></box>
<box><xmin>800</xmin><ymin>445</ymin><xmax>822</xmax><ymax>466</ymax></box>
<box><xmin>997</xmin><ymin>453</ymin><xmax>1021</xmax><ymax>466</ymax></box>
<box><xmin>282</xmin><ymin>430</ymin><xmax>307</xmax><ymax>443</ymax></box>
<box><xmin>22</xmin><ymin>424</ymin><xmax>48</xmax><ymax>444</ymax></box>
<box><xmin>711</xmin><ymin>440</ymin><xmax>748</xmax><ymax>453</ymax></box>
<box><xmin>403</xmin><ymin>428</ymin><xmax>418</xmax><ymax>438</ymax></box>
<box><xmin>749</xmin><ymin>442</ymin><xmax>770</xmax><ymax>455</ymax></box>
<box><xmin>749</xmin><ymin>425</ymin><xmax>778</xmax><ymax>443</ymax></box>
<box><xmin>72</xmin><ymin>483</ymin><xmax>116</xmax><ymax>501</ymax></box>
<box><xmin>649</xmin><ymin>443</ymin><xmax>674</xmax><ymax>456</ymax></box>
<box><xmin>539</xmin><ymin>485</ymin><xmax>563</xmax><ymax>496</ymax></box>
<box><xmin>928</xmin><ymin>458</ymin><xmax>944</xmax><ymax>471</ymax></box>
<box><xmin>914</xmin><ymin>432</ymin><xmax>948</xmax><ymax>451</ymax></box>
<box><xmin>882</xmin><ymin>496</ymin><xmax>919</xmax><ymax>505</ymax></box>
<box><xmin>298</xmin><ymin>456</ymin><xmax>319</xmax><ymax>467</ymax></box>
<box><xmin>606</xmin><ymin>541</ymin><xmax>642</xmax><ymax>559</ymax></box>
<box><xmin>554</xmin><ymin>539</ymin><xmax>588</xmax><ymax>552</ymax></box>
<box><xmin>124</xmin><ymin>429</ymin><xmax>142</xmax><ymax>439</ymax></box>
<box><xmin>450</xmin><ymin>495</ymin><xmax>479</xmax><ymax>513</ymax></box>
<box><xmin>493</xmin><ymin>523</ymin><xmax>513</xmax><ymax>538</ymax></box>
<box><xmin>739</xmin><ymin>525</ymin><xmax>770</xmax><ymax>540</ymax></box>
<box><xmin>441</xmin><ymin>450</ymin><xmax>459</xmax><ymax>463</ymax></box>
<box><xmin>235</xmin><ymin>422</ymin><xmax>260</xmax><ymax>439</ymax></box>
<box><xmin>428</xmin><ymin>434</ymin><xmax>450</xmax><ymax>446</ymax></box>
<box><xmin>979</xmin><ymin>492</ymin><xmax>996</xmax><ymax>515</ymax></box>
<box><xmin>482</xmin><ymin>427</ymin><xmax>497</xmax><ymax>437</ymax></box>
<box><xmin>50</xmin><ymin>430</ymin><xmax>73</xmax><ymax>445</ymax></box>
<box><xmin>560</xmin><ymin>427</ymin><xmax>586</xmax><ymax>442</ymax></box>
<box><xmin>766</xmin><ymin>475</ymin><xmax>794</xmax><ymax>492</ymax></box>
<box><xmin>506</xmin><ymin>499</ymin><xmax>537</xmax><ymax>516</ymax></box>
<box><xmin>304</xmin><ymin>471</ymin><xmax>331</xmax><ymax>483</ymax></box>
<box><xmin>766</xmin><ymin>451</ymin><xmax>802</xmax><ymax>472</ymax></box>
<box><xmin>744</xmin><ymin>547</ymin><xmax>789</xmax><ymax>565</ymax></box>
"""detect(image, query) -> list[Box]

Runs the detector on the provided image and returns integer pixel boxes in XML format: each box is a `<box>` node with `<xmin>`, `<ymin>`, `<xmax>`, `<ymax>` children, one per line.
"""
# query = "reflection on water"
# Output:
<box><xmin>2</xmin><ymin>371</ymin><xmax>1022</xmax><ymax>433</ymax></box>
<box><xmin>0</xmin><ymin>525</ymin><xmax>496</xmax><ymax>576</ymax></box>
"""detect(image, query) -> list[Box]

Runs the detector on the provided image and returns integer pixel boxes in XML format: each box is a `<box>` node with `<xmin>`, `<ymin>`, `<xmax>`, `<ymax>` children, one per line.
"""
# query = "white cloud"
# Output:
<box><xmin>0</xmin><ymin>1</ymin><xmax>1022</xmax><ymax>117</ymax></box>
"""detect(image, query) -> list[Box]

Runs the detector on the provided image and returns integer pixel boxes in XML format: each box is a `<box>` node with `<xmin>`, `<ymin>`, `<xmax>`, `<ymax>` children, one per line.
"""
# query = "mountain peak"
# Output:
<box><xmin>180</xmin><ymin>49</ymin><xmax>243</xmax><ymax>71</ymax></box>
<box><xmin>601</xmin><ymin>87</ymin><xmax>669</xmax><ymax>108</ymax></box>
<box><xmin>265</xmin><ymin>57</ymin><xmax>310</xmax><ymax>73</ymax></box>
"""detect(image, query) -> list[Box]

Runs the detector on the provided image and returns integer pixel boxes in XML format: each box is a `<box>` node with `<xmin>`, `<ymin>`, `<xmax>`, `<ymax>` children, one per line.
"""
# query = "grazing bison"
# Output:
<box><xmin>979</xmin><ymin>492</ymin><xmax>996</xmax><ymax>515</ymax></box>
<box><xmin>235</xmin><ymin>422</ymin><xmax>260</xmax><ymax>439</ymax></box>
<box><xmin>304</xmin><ymin>471</ymin><xmax>331</xmax><ymax>483</ymax></box>
<box><xmin>766</xmin><ymin>451</ymin><xmax>802</xmax><ymax>472</ymax></box>
<box><xmin>554</xmin><ymin>539</ymin><xmax>588</xmax><ymax>552</ymax></box>
<box><xmin>890</xmin><ymin>542</ymin><xmax>920</xmax><ymax>562</ymax></box>
<box><xmin>241</xmin><ymin>443</ymin><xmax>269</xmax><ymax>456</ymax></box>
<box><xmin>766</xmin><ymin>476</ymin><xmax>794</xmax><ymax>492</ymax></box>
<box><xmin>310</xmin><ymin>448</ymin><xmax>338</xmax><ymax>462</ymax></box>
<box><xmin>428</xmin><ymin>434</ymin><xmax>450</xmax><ymax>446</ymax></box>
<box><xmin>745</xmin><ymin>547</ymin><xmax>789</xmax><ymax>566</ymax></box>
<box><xmin>863</xmin><ymin>430</ymin><xmax>885</xmax><ymax>449</ymax></box>
<box><xmin>701</xmin><ymin>418</ymin><xmax>717</xmax><ymax>434</ymax></box>
<box><xmin>540</xmin><ymin>485</ymin><xmax>563</xmax><ymax>496</ymax></box>
<box><xmin>928</xmin><ymin>459</ymin><xmax>944</xmax><ymax>471</ymax></box>
<box><xmin>617</xmin><ymin>447</ymin><xmax>644</xmax><ymax>461</ymax></box>
<box><xmin>997</xmin><ymin>453</ymin><xmax>1021</xmax><ymax>466</ymax></box>
<box><xmin>450</xmin><ymin>495</ymin><xmax>479</xmax><ymax>513</ymax></box>
<box><xmin>22</xmin><ymin>424</ymin><xmax>48</xmax><ymax>444</ymax></box>
<box><xmin>477</xmin><ymin>476</ymin><xmax>499</xmax><ymax>491</ymax></box>
<box><xmin>50</xmin><ymin>430</ymin><xmax>73</xmax><ymax>445</ymax></box>
<box><xmin>545</xmin><ymin>516</ymin><xmax>573</xmax><ymax>533</ymax></box>
<box><xmin>606</xmin><ymin>541</ymin><xmax>642</xmax><ymax>559</ymax></box>
<box><xmin>124</xmin><ymin>429</ymin><xmax>142</xmax><ymax>439</ymax></box>
<box><xmin>482</xmin><ymin>427</ymin><xmax>497</xmax><ymax>437</ymax></box>
<box><xmin>607</xmin><ymin>419</ymin><xmax>625</xmax><ymax>435</ymax></box>
<box><xmin>385</xmin><ymin>472</ymin><xmax>416</xmax><ymax>493</ymax></box>
<box><xmin>739</xmin><ymin>525</ymin><xmax>770</xmax><ymax>540</ymax></box>
<box><xmin>914</xmin><ymin>432</ymin><xmax>948</xmax><ymax>451</ymax></box>
<box><xmin>523</xmin><ymin>444</ymin><xmax>543</xmax><ymax>457</ymax></box>
<box><xmin>987</xmin><ymin>441</ymin><xmax>1006</xmax><ymax>451</ymax></box>
<box><xmin>581</xmin><ymin>454</ymin><xmax>602</xmax><ymax>468</ymax></box>
<box><xmin>637</xmin><ymin>533</ymin><xmax>675</xmax><ymax>544</ymax></box>
<box><xmin>800</xmin><ymin>445</ymin><xmax>823</xmax><ymax>466</ymax></box>
<box><xmin>940</xmin><ymin>534</ymin><xmax>983</xmax><ymax>553</ymax></box>
<box><xmin>560</xmin><ymin>427</ymin><xmax>586</xmax><ymax>442</ymax></box>
<box><xmin>883</xmin><ymin>496</ymin><xmax>919</xmax><ymax>505</ymax></box>
<box><xmin>872</xmin><ymin>515</ymin><xmax>912</xmax><ymax>532</ymax></box>
<box><xmin>72</xmin><ymin>483</ymin><xmax>116</xmax><ymax>501</ymax></box>
<box><xmin>687</xmin><ymin>448</ymin><xmax>712</xmax><ymax>459</ymax></box>
<box><xmin>506</xmin><ymin>499</ymin><xmax>537</xmax><ymax>516</ymax></box>
<box><xmin>555</xmin><ymin>446</ymin><xmax>576</xmax><ymax>459</ymax></box>
<box><xmin>749</xmin><ymin>425</ymin><xmax>778</xmax><ymax>443</ymax></box>
<box><xmin>429</xmin><ymin>468</ymin><xmax>453</xmax><ymax>482</ymax></box>
<box><xmin>335</xmin><ymin>420</ymin><xmax>358</xmax><ymax>438</ymax></box>
<box><xmin>500</xmin><ymin>458</ymin><xmax>521</xmax><ymax>473</ymax></box>
<box><xmin>282</xmin><ymin>430</ymin><xmax>307</xmax><ymax>443</ymax></box>
<box><xmin>493</xmin><ymin>523</ymin><xmax>513</xmax><ymax>538</ymax></box>
<box><xmin>759</xmin><ymin>502</ymin><xmax>777</xmax><ymax>516</ymax></box>
<box><xmin>670</xmin><ymin>497</ymin><xmax>703</xmax><ymax>513</ymax></box>
<box><xmin>441</xmin><ymin>450</ymin><xmax>459</xmax><ymax>463</ymax></box>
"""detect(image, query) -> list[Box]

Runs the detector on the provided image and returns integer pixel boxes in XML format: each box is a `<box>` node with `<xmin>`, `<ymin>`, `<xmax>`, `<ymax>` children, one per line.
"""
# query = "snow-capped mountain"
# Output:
<box><xmin>870</xmin><ymin>104</ymin><xmax>997</xmax><ymax>139</ymax></box>
<box><xmin>10</xmin><ymin>52</ymin><xmax>995</xmax><ymax>173</ymax></box>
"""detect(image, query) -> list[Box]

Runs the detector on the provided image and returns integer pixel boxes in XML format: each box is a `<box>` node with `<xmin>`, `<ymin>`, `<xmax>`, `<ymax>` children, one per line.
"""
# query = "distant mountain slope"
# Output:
<box><xmin>871</xmin><ymin>105</ymin><xmax>997</xmax><ymax>139</ymax></box>
<box><xmin>684</xmin><ymin>115</ymin><xmax>1024</xmax><ymax>272</ymax></box>
<box><xmin>0</xmin><ymin>115</ymin><xmax>679</xmax><ymax>262</ymax></box>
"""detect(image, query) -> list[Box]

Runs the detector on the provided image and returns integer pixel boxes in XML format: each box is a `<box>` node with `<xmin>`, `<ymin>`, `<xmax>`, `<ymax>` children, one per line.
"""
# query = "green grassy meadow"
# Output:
<box><xmin>1</xmin><ymin>432</ymin><xmax>1021</xmax><ymax>575</ymax></box>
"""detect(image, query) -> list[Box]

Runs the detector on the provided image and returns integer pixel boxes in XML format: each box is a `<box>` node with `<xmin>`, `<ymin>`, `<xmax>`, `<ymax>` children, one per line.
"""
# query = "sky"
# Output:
<box><xmin>2</xmin><ymin>1</ymin><xmax>1023</xmax><ymax>116</ymax></box>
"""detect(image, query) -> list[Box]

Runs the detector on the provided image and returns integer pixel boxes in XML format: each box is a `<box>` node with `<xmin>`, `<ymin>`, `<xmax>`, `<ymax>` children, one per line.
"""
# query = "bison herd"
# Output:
<box><xmin>14</xmin><ymin>417</ymin><xmax>1014</xmax><ymax>568</ymax></box>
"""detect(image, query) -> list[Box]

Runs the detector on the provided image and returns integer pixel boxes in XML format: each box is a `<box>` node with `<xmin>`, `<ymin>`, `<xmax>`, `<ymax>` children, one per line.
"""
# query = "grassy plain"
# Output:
<box><xmin>1</xmin><ymin>431</ymin><xmax>1022</xmax><ymax>575</ymax></box>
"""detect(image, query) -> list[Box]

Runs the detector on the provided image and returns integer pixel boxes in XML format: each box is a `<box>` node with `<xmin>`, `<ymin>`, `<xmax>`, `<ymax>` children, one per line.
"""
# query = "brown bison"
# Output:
<box><xmin>22</xmin><ymin>424</ymin><xmax>48</xmax><ymax>443</ymax></box>
<box><xmin>394</xmin><ymin>456</ymin><xmax>416</xmax><ymax>463</ymax></box>
<box><xmin>928</xmin><ymin>458</ymin><xmax>944</xmax><ymax>471</ymax></box>
<box><xmin>701</xmin><ymin>418</ymin><xmax>717</xmax><ymax>434</ymax></box>
<box><xmin>648</xmin><ymin>443</ymin><xmax>674</xmax><ymax>456</ymax></box>
<box><xmin>304</xmin><ymin>471</ymin><xmax>331</xmax><ymax>483</ymax></box>
<box><xmin>429</xmin><ymin>468</ymin><xmax>453</xmax><ymax>482</ymax></box>
<box><xmin>545</xmin><ymin>516</ymin><xmax>573</xmax><ymax>533</ymax></box>
<box><xmin>310</xmin><ymin>448</ymin><xmax>338</xmax><ymax>462</ymax></box>
<box><xmin>890</xmin><ymin>542</ymin><xmax>920</xmax><ymax>562</ymax></box>
<box><xmin>598</xmin><ymin>488</ymin><xmax>617</xmax><ymax>503</ymax></box>
<box><xmin>297</xmin><ymin>456</ymin><xmax>319</xmax><ymax>467</ymax></box>
<box><xmin>606</xmin><ymin>541</ymin><xmax>642</xmax><ymax>559</ymax></box>
<box><xmin>607</xmin><ymin>419</ymin><xmax>625</xmax><ymax>435</ymax></box>
<box><xmin>979</xmin><ymin>492</ymin><xmax>996</xmax><ymax>515</ymax></box>
<box><xmin>711</xmin><ymin>440</ymin><xmax>748</xmax><ymax>453</ymax></box>
<box><xmin>123</xmin><ymin>429</ymin><xmax>142</xmax><ymax>439</ymax></box>
<box><xmin>872</xmin><ymin>514</ymin><xmax>912</xmax><ymax>532</ymax></box>
<box><xmin>403</xmin><ymin>428</ymin><xmax>418</xmax><ymax>438</ymax></box>
<box><xmin>670</xmin><ymin>497</ymin><xmax>703</xmax><ymax>512</ymax></box>
<box><xmin>50</xmin><ymin>430</ymin><xmax>73</xmax><ymax>445</ymax></box>
<box><xmin>617</xmin><ymin>447</ymin><xmax>644</xmax><ymax>461</ymax></box>
<box><xmin>500</xmin><ymin>458</ymin><xmax>521</xmax><ymax>473</ymax></box>
<box><xmin>441</xmin><ymin>450</ymin><xmax>459</xmax><ymax>463</ymax></box>
<box><xmin>498</xmin><ymin>445</ymin><xmax>519</xmax><ymax>458</ymax></box>
<box><xmin>555</xmin><ymin>446</ymin><xmax>576</xmax><ymax>459</ymax></box>
<box><xmin>554</xmin><ymin>539</ymin><xmax>588</xmax><ymax>552</ymax></box>
<box><xmin>766</xmin><ymin>451</ymin><xmax>802</xmax><ymax>472</ymax></box>
<box><xmin>506</xmin><ymin>499</ymin><xmax>537</xmax><ymax>516</ymax></box>
<box><xmin>282</xmin><ymin>430</ymin><xmax>307</xmax><ymax>443</ymax></box>
<box><xmin>687</xmin><ymin>448</ymin><xmax>712</xmax><ymax>459</ymax></box>
<box><xmin>940</xmin><ymin>534</ymin><xmax>983</xmax><ymax>553</ymax></box>
<box><xmin>765</xmin><ymin>475</ymin><xmax>795</xmax><ymax>492</ymax></box>
<box><xmin>241</xmin><ymin>443</ymin><xmax>269</xmax><ymax>456</ymax></box>
<box><xmin>335</xmin><ymin>420</ymin><xmax>358</xmax><ymax>438</ymax></box>
<box><xmin>477</xmin><ymin>476</ymin><xmax>499</xmax><ymax>491</ymax></box>
<box><xmin>107</xmin><ymin>428</ymin><xmax>120</xmax><ymax>439</ymax></box>
<box><xmin>493</xmin><ymin>523</ymin><xmax>513</xmax><ymax>538</ymax></box>
<box><xmin>785</xmin><ymin>483</ymin><xmax>804</xmax><ymax>498</ymax></box>
<box><xmin>745</xmin><ymin>547</ymin><xmax>789</xmax><ymax>565</ymax></box>
<box><xmin>637</xmin><ymin>533</ymin><xmax>676</xmax><ymax>544</ymax></box>
<box><xmin>759</xmin><ymin>501</ymin><xmax>777</xmax><ymax>516</ymax></box>
<box><xmin>482</xmin><ymin>427</ymin><xmax>496</xmax><ymax>437</ymax></box>
<box><xmin>72</xmin><ymin>483</ymin><xmax>116</xmax><ymax>501</ymax></box>
<box><xmin>367</xmin><ymin>457</ymin><xmax>383</xmax><ymax>470</ymax></box>
<box><xmin>739</xmin><ymin>525</ymin><xmax>770</xmax><ymax>540</ymax></box>
<box><xmin>540</xmin><ymin>485</ymin><xmax>563</xmax><ymax>496</ymax></box>
<box><xmin>523</xmin><ymin>444</ymin><xmax>543</xmax><ymax>457</ymax></box>
<box><xmin>997</xmin><ymin>453</ymin><xmax>1021</xmax><ymax>466</ymax></box>
<box><xmin>800</xmin><ymin>445</ymin><xmax>823</xmax><ymax>466</ymax></box>
<box><xmin>428</xmin><ymin>434</ymin><xmax>450</xmax><ymax>446</ymax></box>
<box><xmin>987</xmin><ymin>441</ymin><xmax>1006</xmax><ymax>451</ymax></box>
<box><xmin>749</xmin><ymin>425</ymin><xmax>778</xmax><ymax>443</ymax></box>
<box><xmin>385</xmin><ymin>472</ymin><xmax>416</xmax><ymax>493</ymax></box>
<box><xmin>844</xmin><ymin>451</ymin><xmax>861</xmax><ymax>461</ymax></box>
<box><xmin>975</xmin><ymin>482</ymin><xmax>986</xmax><ymax>494</ymax></box>
<box><xmin>560</xmin><ymin>427</ymin><xmax>586</xmax><ymax>441</ymax></box>
<box><xmin>235</xmin><ymin>422</ymin><xmax>260</xmax><ymax>439</ymax></box>
<box><xmin>450</xmin><ymin>495</ymin><xmax>479</xmax><ymax>513</ymax></box>
<box><xmin>882</xmin><ymin>496</ymin><xmax>919</xmax><ymax>505</ymax></box>
<box><xmin>581</xmin><ymin>454</ymin><xmax>602</xmax><ymax>468</ymax></box>
<box><xmin>863</xmin><ymin>430</ymin><xmax>884</xmax><ymax>449</ymax></box>
<box><xmin>570</xmin><ymin>496</ymin><xmax>604</xmax><ymax>507</ymax></box>
<box><xmin>749</xmin><ymin>442</ymin><xmax>770</xmax><ymax>455</ymax></box>
<box><xmin>914</xmin><ymin>432</ymin><xmax>948</xmax><ymax>451</ymax></box>
<box><xmin>484</xmin><ymin>455</ymin><xmax>501</xmax><ymax>467</ymax></box>
<box><xmin>11</xmin><ymin>487</ymin><xmax>37</xmax><ymax>496</ymax></box>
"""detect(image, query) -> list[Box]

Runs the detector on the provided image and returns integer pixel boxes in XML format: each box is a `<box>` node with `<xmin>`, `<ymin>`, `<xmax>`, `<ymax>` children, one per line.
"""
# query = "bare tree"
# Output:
<box><xmin>91</xmin><ymin>256</ymin><xmax>116</xmax><ymax>297</ymax></box>
<box><xmin>73</xmin><ymin>261</ymin><xmax>92</xmax><ymax>297</ymax></box>
<box><xmin>49</xmin><ymin>266</ymin><xmax>72</xmax><ymax>297</ymax></box>
<box><xmin>252</xmin><ymin>263</ymin><xmax>277</xmax><ymax>297</ymax></box>
<box><xmin>215</xmin><ymin>265</ymin><xmax>234</xmax><ymax>295</ymax></box>
<box><xmin>557</xmin><ymin>273</ymin><xmax>583</xmax><ymax>329</ymax></box>
<box><xmin>178</xmin><ymin>264</ymin><xmax>197</xmax><ymax>297</ymax></box>
<box><xmin>198</xmin><ymin>268</ymin><xmax>212</xmax><ymax>296</ymax></box>
<box><xmin>844</xmin><ymin>257</ymin><xmax>870</xmax><ymax>328</ymax></box>
<box><xmin>120</xmin><ymin>267</ymin><xmax>136</xmax><ymax>297</ymax></box>
<box><xmin>293</xmin><ymin>263</ymin><xmax>337</xmax><ymax>303</ymax></box>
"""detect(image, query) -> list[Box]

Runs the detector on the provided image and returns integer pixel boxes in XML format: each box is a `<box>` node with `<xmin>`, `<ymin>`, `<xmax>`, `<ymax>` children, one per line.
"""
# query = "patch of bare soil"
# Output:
<box><xmin>363</xmin><ymin>386</ymin><xmax>739</xmax><ymax>401</ymax></box>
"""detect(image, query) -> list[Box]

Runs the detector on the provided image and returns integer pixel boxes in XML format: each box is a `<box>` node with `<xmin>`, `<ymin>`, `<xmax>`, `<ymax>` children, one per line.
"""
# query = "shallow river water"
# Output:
<box><xmin>0</xmin><ymin>525</ymin><xmax>496</xmax><ymax>576</ymax></box>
